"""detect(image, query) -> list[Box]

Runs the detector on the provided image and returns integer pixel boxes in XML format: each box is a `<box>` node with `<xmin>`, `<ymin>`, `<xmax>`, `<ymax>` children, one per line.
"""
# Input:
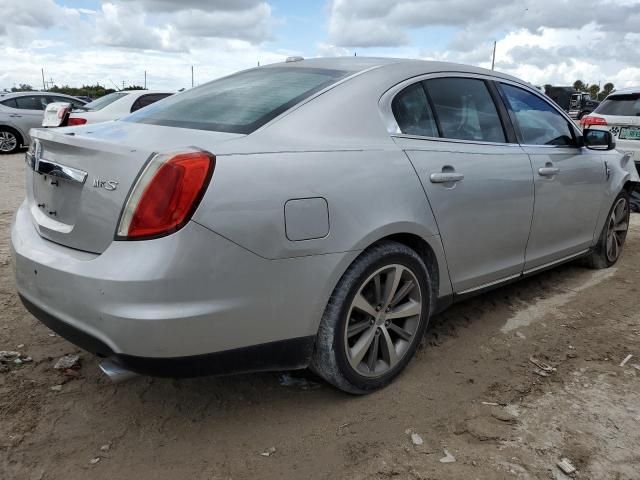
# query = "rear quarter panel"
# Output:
<box><xmin>193</xmin><ymin>149</ymin><xmax>441</xmax><ymax>259</ymax></box>
<box><xmin>193</xmin><ymin>148</ymin><xmax>453</xmax><ymax>301</ymax></box>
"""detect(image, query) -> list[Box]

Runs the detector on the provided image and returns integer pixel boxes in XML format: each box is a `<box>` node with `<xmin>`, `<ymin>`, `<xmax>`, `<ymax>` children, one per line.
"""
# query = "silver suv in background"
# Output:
<box><xmin>0</xmin><ymin>92</ymin><xmax>86</xmax><ymax>154</ymax></box>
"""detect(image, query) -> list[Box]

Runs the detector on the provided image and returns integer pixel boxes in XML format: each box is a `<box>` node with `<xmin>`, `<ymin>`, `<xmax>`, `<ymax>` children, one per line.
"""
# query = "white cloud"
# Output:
<box><xmin>94</xmin><ymin>2</ymin><xmax>169</xmax><ymax>51</ymax></box>
<box><xmin>118</xmin><ymin>0</ymin><xmax>263</xmax><ymax>13</ymax></box>
<box><xmin>0</xmin><ymin>0</ymin><xmax>283</xmax><ymax>91</ymax></box>
<box><xmin>316</xmin><ymin>42</ymin><xmax>351</xmax><ymax>57</ymax></box>
<box><xmin>173</xmin><ymin>3</ymin><xmax>273</xmax><ymax>43</ymax></box>
<box><xmin>327</xmin><ymin>0</ymin><xmax>640</xmax><ymax>87</ymax></box>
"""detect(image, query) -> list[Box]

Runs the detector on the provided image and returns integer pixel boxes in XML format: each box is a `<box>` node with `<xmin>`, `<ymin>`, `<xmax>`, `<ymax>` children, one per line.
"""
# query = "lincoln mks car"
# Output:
<box><xmin>11</xmin><ymin>57</ymin><xmax>638</xmax><ymax>393</ymax></box>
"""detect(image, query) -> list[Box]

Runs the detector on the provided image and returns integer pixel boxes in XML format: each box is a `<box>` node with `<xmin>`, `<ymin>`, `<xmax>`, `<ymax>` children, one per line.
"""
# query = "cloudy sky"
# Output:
<box><xmin>2</xmin><ymin>0</ymin><xmax>639</xmax><ymax>91</ymax></box>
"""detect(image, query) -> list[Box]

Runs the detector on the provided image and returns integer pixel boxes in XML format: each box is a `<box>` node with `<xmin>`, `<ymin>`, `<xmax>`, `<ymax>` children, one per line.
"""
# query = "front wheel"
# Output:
<box><xmin>586</xmin><ymin>191</ymin><xmax>630</xmax><ymax>269</ymax></box>
<box><xmin>311</xmin><ymin>241</ymin><xmax>431</xmax><ymax>394</ymax></box>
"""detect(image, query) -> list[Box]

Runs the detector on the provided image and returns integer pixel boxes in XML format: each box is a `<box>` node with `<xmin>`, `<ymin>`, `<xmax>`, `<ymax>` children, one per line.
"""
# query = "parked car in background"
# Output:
<box><xmin>581</xmin><ymin>87</ymin><xmax>640</xmax><ymax>212</ymax></box>
<box><xmin>64</xmin><ymin>90</ymin><xmax>173</xmax><ymax>126</ymax></box>
<box><xmin>545</xmin><ymin>86</ymin><xmax>599</xmax><ymax>119</ymax></box>
<box><xmin>0</xmin><ymin>92</ymin><xmax>86</xmax><ymax>154</ymax></box>
<box><xmin>581</xmin><ymin>88</ymin><xmax>640</xmax><ymax>159</ymax></box>
<box><xmin>568</xmin><ymin>91</ymin><xmax>599</xmax><ymax>119</ymax></box>
<box><xmin>11</xmin><ymin>58</ymin><xmax>638</xmax><ymax>394</ymax></box>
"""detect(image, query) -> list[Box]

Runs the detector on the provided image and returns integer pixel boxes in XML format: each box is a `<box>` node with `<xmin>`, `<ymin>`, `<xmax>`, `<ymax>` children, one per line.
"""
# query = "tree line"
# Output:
<box><xmin>3</xmin><ymin>84</ymin><xmax>145</xmax><ymax>99</ymax></box>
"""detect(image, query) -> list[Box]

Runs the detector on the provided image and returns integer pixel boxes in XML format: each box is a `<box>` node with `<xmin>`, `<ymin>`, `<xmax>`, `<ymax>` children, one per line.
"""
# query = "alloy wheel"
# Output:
<box><xmin>605</xmin><ymin>196</ymin><xmax>629</xmax><ymax>263</ymax></box>
<box><xmin>343</xmin><ymin>264</ymin><xmax>422</xmax><ymax>377</ymax></box>
<box><xmin>0</xmin><ymin>131</ymin><xmax>18</xmax><ymax>153</ymax></box>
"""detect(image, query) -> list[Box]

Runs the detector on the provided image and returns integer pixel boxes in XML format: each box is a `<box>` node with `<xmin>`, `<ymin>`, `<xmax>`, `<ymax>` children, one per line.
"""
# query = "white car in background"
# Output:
<box><xmin>66</xmin><ymin>90</ymin><xmax>173</xmax><ymax>126</ymax></box>
<box><xmin>581</xmin><ymin>87</ymin><xmax>640</xmax><ymax>161</ymax></box>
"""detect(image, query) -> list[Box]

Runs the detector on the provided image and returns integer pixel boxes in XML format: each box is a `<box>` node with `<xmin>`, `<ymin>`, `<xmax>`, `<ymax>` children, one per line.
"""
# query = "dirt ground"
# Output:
<box><xmin>1</xmin><ymin>151</ymin><xmax>639</xmax><ymax>480</ymax></box>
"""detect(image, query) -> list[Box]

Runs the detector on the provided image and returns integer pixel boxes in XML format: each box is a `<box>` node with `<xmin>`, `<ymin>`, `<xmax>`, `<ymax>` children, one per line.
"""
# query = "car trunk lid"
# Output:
<box><xmin>28</xmin><ymin>122</ymin><xmax>242</xmax><ymax>253</ymax></box>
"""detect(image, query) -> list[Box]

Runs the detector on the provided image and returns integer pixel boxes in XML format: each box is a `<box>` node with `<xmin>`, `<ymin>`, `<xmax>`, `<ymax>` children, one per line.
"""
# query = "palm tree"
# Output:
<box><xmin>603</xmin><ymin>82</ymin><xmax>615</xmax><ymax>96</ymax></box>
<box><xmin>573</xmin><ymin>80</ymin><xmax>585</xmax><ymax>91</ymax></box>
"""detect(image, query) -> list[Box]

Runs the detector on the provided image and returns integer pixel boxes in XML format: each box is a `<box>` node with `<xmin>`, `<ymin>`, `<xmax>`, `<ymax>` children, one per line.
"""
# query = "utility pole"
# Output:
<box><xmin>491</xmin><ymin>41</ymin><xmax>497</xmax><ymax>70</ymax></box>
<box><xmin>191</xmin><ymin>65</ymin><xmax>194</xmax><ymax>88</ymax></box>
<box><xmin>144</xmin><ymin>70</ymin><xmax>147</xmax><ymax>89</ymax></box>
<box><xmin>41</xmin><ymin>68</ymin><xmax>46</xmax><ymax>91</ymax></box>
<box><xmin>122</xmin><ymin>80</ymin><xmax>125</xmax><ymax>90</ymax></box>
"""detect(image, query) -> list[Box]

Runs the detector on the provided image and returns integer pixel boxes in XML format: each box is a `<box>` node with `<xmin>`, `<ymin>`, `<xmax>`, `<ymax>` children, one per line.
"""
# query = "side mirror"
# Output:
<box><xmin>583</xmin><ymin>128</ymin><xmax>615</xmax><ymax>151</ymax></box>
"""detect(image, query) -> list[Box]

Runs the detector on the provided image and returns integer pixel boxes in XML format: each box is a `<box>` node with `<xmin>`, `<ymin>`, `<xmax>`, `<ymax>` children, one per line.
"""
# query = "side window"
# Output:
<box><xmin>14</xmin><ymin>95</ymin><xmax>48</xmax><ymax>110</ymax></box>
<box><xmin>1</xmin><ymin>98</ymin><xmax>17</xmax><ymax>108</ymax></box>
<box><xmin>500</xmin><ymin>84</ymin><xmax>575</xmax><ymax>146</ymax></box>
<box><xmin>424</xmin><ymin>78</ymin><xmax>506</xmax><ymax>143</ymax></box>
<box><xmin>130</xmin><ymin>96</ymin><xmax>145</xmax><ymax>113</ymax></box>
<box><xmin>50</xmin><ymin>96</ymin><xmax>84</xmax><ymax>109</ymax></box>
<box><xmin>391</xmin><ymin>83</ymin><xmax>438</xmax><ymax>137</ymax></box>
<box><xmin>131</xmin><ymin>94</ymin><xmax>172</xmax><ymax>113</ymax></box>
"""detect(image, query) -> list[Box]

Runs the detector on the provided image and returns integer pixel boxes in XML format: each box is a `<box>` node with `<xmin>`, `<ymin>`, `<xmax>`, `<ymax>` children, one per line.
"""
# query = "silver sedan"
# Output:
<box><xmin>0</xmin><ymin>92</ymin><xmax>86</xmax><ymax>153</ymax></box>
<box><xmin>11</xmin><ymin>57</ymin><xmax>639</xmax><ymax>393</ymax></box>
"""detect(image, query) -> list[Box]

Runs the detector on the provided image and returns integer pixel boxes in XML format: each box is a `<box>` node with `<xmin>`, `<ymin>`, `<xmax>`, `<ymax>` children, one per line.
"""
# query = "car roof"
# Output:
<box><xmin>119</xmin><ymin>90</ymin><xmax>174</xmax><ymax>94</ymax></box>
<box><xmin>264</xmin><ymin>56</ymin><xmax>531</xmax><ymax>87</ymax></box>
<box><xmin>1</xmin><ymin>91</ymin><xmax>79</xmax><ymax>99</ymax></box>
<box><xmin>606</xmin><ymin>87</ymin><xmax>640</xmax><ymax>96</ymax></box>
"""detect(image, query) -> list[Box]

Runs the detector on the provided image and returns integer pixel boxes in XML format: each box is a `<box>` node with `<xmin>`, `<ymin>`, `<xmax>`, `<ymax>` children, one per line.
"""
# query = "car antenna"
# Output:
<box><xmin>108</xmin><ymin>79</ymin><xmax>121</xmax><ymax>91</ymax></box>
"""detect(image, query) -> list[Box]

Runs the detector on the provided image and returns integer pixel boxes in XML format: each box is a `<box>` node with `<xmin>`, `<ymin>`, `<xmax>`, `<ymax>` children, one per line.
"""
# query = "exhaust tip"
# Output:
<box><xmin>99</xmin><ymin>359</ymin><xmax>139</xmax><ymax>383</ymax></box>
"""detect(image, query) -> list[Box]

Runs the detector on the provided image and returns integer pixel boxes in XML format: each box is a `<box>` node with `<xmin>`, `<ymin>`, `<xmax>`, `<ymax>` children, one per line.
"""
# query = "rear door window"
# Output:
<box><xmin>49</xmin><ymin>96</ymin><xmax>85</xmax><ymax>109</ymax></box>
<box><xmin>1</xmin><ymin>98</ymin><xmax>17</xmax><ymax>108</ymax></box>
<box><xmin>595</xmin><ymin>94</ymin><xmax>640</xmax><ymax>116</ymax></box>
<box><xmin>14</xmin><ymin>95</ymin><xmax>48</xmax><ymax>110</ymax></box>
<box><xmin>424</xmin><ymin>78</ymin><xmax>506</xmax><ymax>143</ymax></box>
<box><xmin>130</xmin><ymin>93</ymin><xmax>172</xmax><ymax>112</ymax></box>
<box><xmin>391</xmin><ymin>82</ymin><xmax>439</xmax><ymax>137</ymax></box>
<box><xmin>500</xmin><ymin>84</ymin><xmax>575</xmax><ymax>146</ymax></box>
<box><xmin>125</xmin><ymin>67</ymin><xmax>350</xmax><ymax>134</ymax></box>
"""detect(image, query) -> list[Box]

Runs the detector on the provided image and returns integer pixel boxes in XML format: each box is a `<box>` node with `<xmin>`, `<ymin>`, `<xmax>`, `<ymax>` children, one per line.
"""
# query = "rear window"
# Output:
<box><xmin>595</xmin><ymin>94</ymin><xmax>640</xmax><ymax>116</ymax></box>
<box><xmin>82</xmin><ymin>92</ymin><xmax>129</xmax><ymax>111</ymax></box>
<box><xmin>124</xmin><ymin>67</ymin><xmax>349</xmax><ymax>134</ymax></box>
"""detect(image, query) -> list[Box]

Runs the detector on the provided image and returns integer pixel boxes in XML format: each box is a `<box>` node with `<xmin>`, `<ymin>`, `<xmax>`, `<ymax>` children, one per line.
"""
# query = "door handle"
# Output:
<box><xmin>430</xmin><ymin>172</ymin><xmax>464</xmax><ymax>183</ymax></box>
<box><xmin>538</xmin><ymin>166</ymin><xmax>559</xmax><ymax>177</ymax></box>
<box><xmin>9</xmin><ymin>114</ymin><xmax>21</xmax><ymax>118</ymax></box>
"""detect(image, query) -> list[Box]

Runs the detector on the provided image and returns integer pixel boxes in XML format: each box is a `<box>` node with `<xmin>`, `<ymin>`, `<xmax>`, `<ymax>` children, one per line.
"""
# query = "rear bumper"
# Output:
<box><xmin>11</xmin><ymin>200</ymin><xmax>355</xmax><ymax>367</ymax></box>
<box><xmin>19</xmin><ymin>294</ymin><xmax>314</xmax><ymax>376</ymax></box>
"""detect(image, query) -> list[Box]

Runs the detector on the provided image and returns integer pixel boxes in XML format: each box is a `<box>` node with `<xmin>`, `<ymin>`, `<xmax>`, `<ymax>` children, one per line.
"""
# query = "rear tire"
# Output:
<box><xmin>586</xmin><ymin>191</ymin><xmax>630</xmax><ymax>269</ymax></box>
<box><xmin>311</xmin><ymin>241</ymin><xmax>431</xmax><ymax>394</ymax></box>
<box><xmin>0</xmin><ymin>127</ymin><xmax>22</xmax><ymax>154</ymax></box>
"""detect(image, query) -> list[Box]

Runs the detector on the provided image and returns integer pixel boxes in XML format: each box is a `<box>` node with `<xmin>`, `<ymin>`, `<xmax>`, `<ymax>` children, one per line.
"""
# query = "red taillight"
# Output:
<box><xmin>57</xmin><ymin>106</ymin><xmax>70</xmax><ymax>120</ymax></box>
<box><xmin>68</xmin><ymin>117</ymin><xmax>87</xmax><ymax>126</ymax></box>
<box><xmin>117</xmin><ymin>150</ymin><xmax>215</xmax><ymax>240</ymax></box>
<box><xmin>580</xmin><ymin>115</ymin><xmax>607</xmax><ymax>128</ymax></box>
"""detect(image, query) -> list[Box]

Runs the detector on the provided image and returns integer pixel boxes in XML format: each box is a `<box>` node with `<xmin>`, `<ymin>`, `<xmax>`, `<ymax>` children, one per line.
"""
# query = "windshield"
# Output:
<box><xmin>595</xmin><ymin>94</ymin><xmax>640</xmax><ymax>116</ymax></box>
<box><xmin>81</xmin><ymin>92</ymin><xmax>129</xmax><ymax>111</ymax></box>
<box><xmin>124</xmin><ymin>67</ymin><xmax>349</xmax><ymax>134</ymax></box>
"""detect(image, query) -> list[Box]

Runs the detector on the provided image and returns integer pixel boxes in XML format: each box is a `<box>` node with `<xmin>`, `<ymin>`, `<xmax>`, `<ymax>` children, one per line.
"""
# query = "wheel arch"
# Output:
<box><xmin>318</xmin><ymin>230</ymin><xmax>452</xmax><ymax>330</ymax></box>
<box><xmin>378</xmin><ymin>233</ymin><xmax>442</xmax><ymax>313</ymax></box>
<box><xmin>624</xmin><ymin>179</ymin><xmax>639</xmax><ymax>193</ymax></box>
<box><xmin>0</xmin><ymin>123</ymin><xmax>25</xmax><ymax>149</ymax></box>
